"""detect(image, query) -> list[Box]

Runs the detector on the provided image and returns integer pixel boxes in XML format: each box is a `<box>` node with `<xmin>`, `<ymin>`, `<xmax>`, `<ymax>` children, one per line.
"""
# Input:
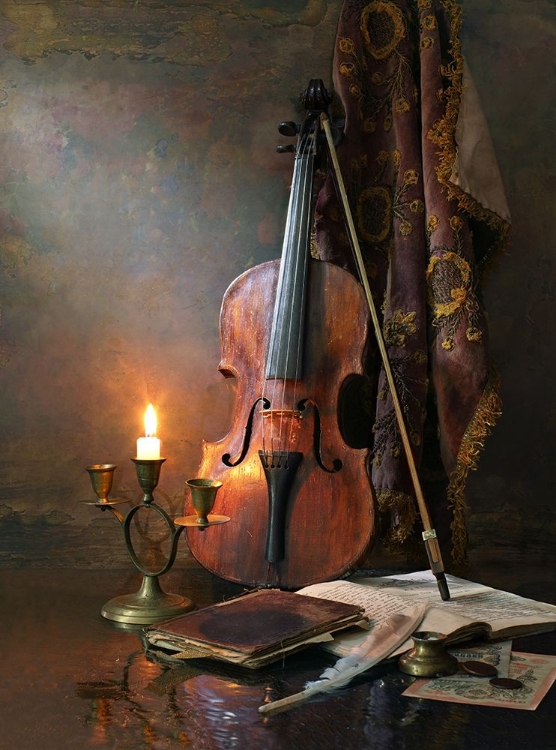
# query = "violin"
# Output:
<box><xmin>186</xmin><ymin>80</ymin><xmax>376</xmax><ymax>589</ymax></box>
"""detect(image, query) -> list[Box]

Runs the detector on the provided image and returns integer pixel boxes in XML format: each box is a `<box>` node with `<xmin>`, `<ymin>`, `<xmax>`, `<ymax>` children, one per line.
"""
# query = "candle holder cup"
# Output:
<box><xmin>174</xmin><ymin>478</ymin><xmax>228</xmax><ymax>530</ymax></box>
<box><xmin>84</xmin><ymin>461</ymin><xmax>229</xmax><ymax>626</ymax></box>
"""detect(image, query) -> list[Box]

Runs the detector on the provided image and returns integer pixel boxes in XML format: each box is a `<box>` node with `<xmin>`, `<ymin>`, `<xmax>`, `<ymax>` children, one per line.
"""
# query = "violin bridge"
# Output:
<box><xmin>258</xmin><ymin>449</ymin><xmax>298</xmax><ymax>469</ymax></box>
<box><xmin>260</xmin><ymin>409</ymin><xmax>302</xmax><ymax>420</ymax></box>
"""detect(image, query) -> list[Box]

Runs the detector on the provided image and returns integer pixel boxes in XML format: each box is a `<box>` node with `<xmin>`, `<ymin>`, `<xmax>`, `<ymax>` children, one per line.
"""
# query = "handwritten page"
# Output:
<box><xmin>298</xmin><ymin>571</ymin><xmax>556</xmax><ymax>657</ymax></box>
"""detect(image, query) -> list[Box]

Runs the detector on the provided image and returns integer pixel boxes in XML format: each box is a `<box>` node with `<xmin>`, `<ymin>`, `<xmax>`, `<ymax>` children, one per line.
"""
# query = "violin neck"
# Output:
<box><xmin>265</xmin><ymin>136</ymin><xmax>315</xmax><ymax>380</ymax></box>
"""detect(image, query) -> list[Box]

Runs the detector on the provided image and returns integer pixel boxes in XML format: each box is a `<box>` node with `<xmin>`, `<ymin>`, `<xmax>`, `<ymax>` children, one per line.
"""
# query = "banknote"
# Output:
<box><xmin>445</xmin><ymin>640</ymin><xmax>512</xmax><ymax>679</ymax></box>
<box><xmin>402</xmin><ymin>651</ymin><xmax>556</xmax><ymax>710</ymax></box>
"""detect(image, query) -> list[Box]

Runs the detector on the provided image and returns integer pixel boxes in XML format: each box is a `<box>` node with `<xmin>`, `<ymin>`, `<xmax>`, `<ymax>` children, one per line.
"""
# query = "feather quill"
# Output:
<box><xmin>258</xmin><ymin>604</ymin><xmax>427</xmax><ymax>716</ymax></box>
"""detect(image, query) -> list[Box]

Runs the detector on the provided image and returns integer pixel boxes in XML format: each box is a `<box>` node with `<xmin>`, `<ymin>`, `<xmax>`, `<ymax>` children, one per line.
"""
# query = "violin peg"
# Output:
<box><xmin>276</xmin><ymin>144</ymin><xmax>296</xmax><ymax>153</ymax></box>
<box><xmin>278</xmin><ymin>121</ymin><xmax>298</xmax><ymax>137</ymax></box>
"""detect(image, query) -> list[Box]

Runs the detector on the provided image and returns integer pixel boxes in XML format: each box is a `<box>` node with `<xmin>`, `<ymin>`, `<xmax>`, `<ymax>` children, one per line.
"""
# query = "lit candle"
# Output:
<box><xmin>136</xmin><ymin>403</ymin><xmax>161</xmax><ymax>459</ymax></box>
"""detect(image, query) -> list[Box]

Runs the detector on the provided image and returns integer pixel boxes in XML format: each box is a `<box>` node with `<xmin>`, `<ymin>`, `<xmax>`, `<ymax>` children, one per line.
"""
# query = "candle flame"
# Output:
<box><xmin>144</xmin><ymin>403</ymin><xmax>157</xmax><ymax>437</ymax></box>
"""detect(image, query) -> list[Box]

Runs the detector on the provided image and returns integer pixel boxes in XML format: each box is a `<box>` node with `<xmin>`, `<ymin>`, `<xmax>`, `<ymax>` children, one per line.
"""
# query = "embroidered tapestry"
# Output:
<box><xmin>315</xmin><ymin>0</ymin><xmax>511</xmax><ymax>564</ymax></box>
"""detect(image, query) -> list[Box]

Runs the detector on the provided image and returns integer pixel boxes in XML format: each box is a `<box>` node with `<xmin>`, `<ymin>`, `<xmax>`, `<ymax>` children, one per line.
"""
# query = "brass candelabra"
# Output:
<box><xmin>84</xmin><ymin>460</ymin><xmax>228</xmax><ymax>626</ymax></box>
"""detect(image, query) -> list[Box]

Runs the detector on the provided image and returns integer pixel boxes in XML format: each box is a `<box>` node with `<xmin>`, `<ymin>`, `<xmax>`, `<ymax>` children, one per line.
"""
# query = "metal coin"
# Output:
<box><xmin>489</xmin><ymin>677</ymin><xmax>524</xmax><ymax>690</ymax></box>
<box><xmin>462</xmin><ymin>660</ymin><xmax>498</xmax><ymax>677</ymax></box>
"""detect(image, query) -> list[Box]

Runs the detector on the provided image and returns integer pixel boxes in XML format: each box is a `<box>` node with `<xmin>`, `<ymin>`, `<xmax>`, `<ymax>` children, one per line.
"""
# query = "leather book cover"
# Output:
<box><xmin>146</xmin><ymin>589</ymin><xmax>365</xmax><ymax>661</ymax></box>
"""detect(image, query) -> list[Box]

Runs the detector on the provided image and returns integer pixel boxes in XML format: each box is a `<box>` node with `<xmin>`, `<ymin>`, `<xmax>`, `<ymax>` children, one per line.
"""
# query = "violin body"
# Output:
<box><xmin>186</xmin><ymin>257</ymin><xmax>376</xmax><ymax>589</ymax></box>
<box><xmin>186</xmin><ymin>79</ymin><xmax>376</xmax><ymax>589</ymax></box>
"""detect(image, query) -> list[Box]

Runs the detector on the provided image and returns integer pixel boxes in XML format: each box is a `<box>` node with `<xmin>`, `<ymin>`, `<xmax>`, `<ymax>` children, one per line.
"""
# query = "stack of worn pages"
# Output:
<box><xmin>145</xmin><ymin>588</ymin><xmax>368</xmax><ymax>669</ymax></box>
<box><xmin>146</xmin><ymin>571</ymin><xmax>556</xmax><ymax>671</ymax></box>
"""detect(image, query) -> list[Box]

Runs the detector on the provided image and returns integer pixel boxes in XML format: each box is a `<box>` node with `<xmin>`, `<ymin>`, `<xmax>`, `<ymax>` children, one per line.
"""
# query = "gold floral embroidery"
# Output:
<box><xmin>427</xmin><ymin>251</ymin><xmax>470</xmax><ymax>318</ymax></box>
<box><xmin>350</xmin><ymin>152</ymin><xmax>408</xmax><ymax>253</ymax></box>
<box><xmin>337</xmin><ymin>3</ymin><xmax>416</xmax><ymax>132</ymax></box>
<box><xmin>410</xmin><ymin>199</ymin><xmax>424</xmax><ymax>213</ymax></box>
<box><xmin>421</xmin><ymin>14</ymin><xmax>437</xmax><ymax>30</ymax></box>
<box><xmin>361</xmin><ymin>1</ymin><xmax>406</xmax><ymax>60</ymax></box>
<box><xmin>384</xmin><ymin>309</ymin><xmax>418</xmax><ymax>347</ymax></box>
<box><xmin>339</xmin><ymin>62</ymin><xmax>356</xmax><ymax>77</ymax></box>
<box><xmin>338</xmin><ymin>37</ymin><xmax>355</xmax><ymax>55</ymax></box>
<box><xmin>420</xmin><ymin>36</ymin><xmax>434</xmax><ymax>49</ymax></box>
<box><xmin>466</xmin><ymin>326</ymin><xmax>482</xmax><ymax>341</ymax></box>
<box><xmin>357</xmin><ymin>185</ymin><xmax>392</xmax><ymax>243</ymax></box>
<box><xmin>363</xmin><ymin>117</ymin><xmax>377</xmax><ymax>132</ymax></box>
<box><xmin>427</xmin><ymin>214</ymin><xmax>439</xmax><ymax>233</ymax></box>
<box><xmin>410</xmin><ymin>430</ymin><xmax>421</xmax><ymax>446</ymax></box>
<box><xmin>395</xmin><ymin>97</ymin><xmax>411</xmax><ymax>114</ymax></box>
<box><xmin>426</xmin><ymin>222</ymin><xmax>483</xmax><ymax>349</ymax></box>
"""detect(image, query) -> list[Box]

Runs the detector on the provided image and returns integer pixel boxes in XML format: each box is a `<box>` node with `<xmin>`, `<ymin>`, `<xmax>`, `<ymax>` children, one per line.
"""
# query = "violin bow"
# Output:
<box><xmin>320</xmin><ymin>112</ymin><xmax>450</xmax><ymax>602</ymax></box>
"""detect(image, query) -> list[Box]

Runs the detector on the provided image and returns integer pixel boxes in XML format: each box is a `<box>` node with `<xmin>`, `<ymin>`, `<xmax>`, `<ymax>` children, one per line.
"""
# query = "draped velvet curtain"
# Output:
<box><xmin>316</xmin><ymin>0</ymin><xmax>510</xmax><ymax>565</ymax></box>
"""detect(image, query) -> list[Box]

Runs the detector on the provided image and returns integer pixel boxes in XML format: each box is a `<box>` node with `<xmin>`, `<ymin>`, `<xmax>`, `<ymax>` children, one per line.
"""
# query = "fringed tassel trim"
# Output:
<box><xmin>428</xmin><ymin>1</ymin><xmax>507</xmax><ymax>564</ymax></box>
<box><xmin>429</xmin><ymin>0</ymin><xmax>511</xmax><ymax>282</ymax></box>
<box><xmin>447</xmin><ymin>367</ymin><xmax>503</xmax><ymax>564</ymax></box>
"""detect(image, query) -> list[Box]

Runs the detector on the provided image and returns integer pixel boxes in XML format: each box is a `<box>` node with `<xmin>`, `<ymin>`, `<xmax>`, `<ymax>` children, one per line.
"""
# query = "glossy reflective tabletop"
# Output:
<box><xmin>2</xmin><ymin>567</ymin><xmax>555</xmax><ymax>750</ymax></box>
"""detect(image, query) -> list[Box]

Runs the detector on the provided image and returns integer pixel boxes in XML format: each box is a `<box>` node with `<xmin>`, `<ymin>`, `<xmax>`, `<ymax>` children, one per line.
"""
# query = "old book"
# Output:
<box><xmin>144</xmin><ymin>588</ymin><xmax>368</xmax><ymax>669</ymax></box>
<box><xmin>298</xmin><ymin>571</ymin><xmax>556</xmax><ymax>658</ymax></box>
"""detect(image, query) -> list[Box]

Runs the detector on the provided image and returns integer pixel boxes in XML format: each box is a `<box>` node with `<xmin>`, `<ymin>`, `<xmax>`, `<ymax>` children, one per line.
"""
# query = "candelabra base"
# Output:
<box><xmin>101</xmin><ymin>574</ymin><xmax>194</xmax><ymax>625</ymax></box>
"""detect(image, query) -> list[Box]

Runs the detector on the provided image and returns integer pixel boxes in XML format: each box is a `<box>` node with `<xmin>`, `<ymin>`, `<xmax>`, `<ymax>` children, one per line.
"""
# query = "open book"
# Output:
<box><xmin>298</xmin><ymin>571</ymin><xmax>556</xmax><ymax>657</ymax></box>
<box><xmin>144</xmin><ymin>588</ymin><xmax>368</xmax><ymax>669</ymax></box>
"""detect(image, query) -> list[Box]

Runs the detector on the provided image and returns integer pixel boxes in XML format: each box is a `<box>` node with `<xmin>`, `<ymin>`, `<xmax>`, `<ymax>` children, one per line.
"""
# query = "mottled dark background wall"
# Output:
<box><xmin>461</xmin><ymin>0</ymin><xmax>556</xmax><ymax>584</ymax></box>
<box><xmin>0</xmin><ymin>1</ymin><xmax>554</xmax><ymax>581</ymax></box>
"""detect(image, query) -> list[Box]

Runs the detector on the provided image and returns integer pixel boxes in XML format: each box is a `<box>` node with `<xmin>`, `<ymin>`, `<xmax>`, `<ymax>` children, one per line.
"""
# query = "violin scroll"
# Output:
<box><xmin>299</xmin><ymin>78</ymin><xmax>332</xmax><ymax>112</ymax></box>
<box><xmin>276</xmin><ymin>80</ymin><xmax>342</xmax><ymax>155</ymax></box>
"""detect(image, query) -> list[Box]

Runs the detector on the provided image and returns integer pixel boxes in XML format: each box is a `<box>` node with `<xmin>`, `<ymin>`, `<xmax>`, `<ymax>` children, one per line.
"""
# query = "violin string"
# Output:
<box><xmin>286</xmin><ymin>132</ymin><xmax>314</xmax><ymax>456</ymax></box>
<box><xmin>262</xmin><ymin>138</ymin><xmax>302</xmax><ymax>460</ymax></box>
<box><xmin>261</xmin><ymin>124</ymin><xmax>314</xmax><ymax>466</ymax></box>
<box><xmin>261</xmin><ymin>139</ymin><xmax>300</xmax><ymax>462</ymax></box>
<box><xmin>279</xmin><ymin>131</ymin><xmax>313</xmax><ymax>461</ymax></box>
<box><xmin>276</xmin><ymin>139</ymin><xmax>304</xmax><ymax>459</ymax></box>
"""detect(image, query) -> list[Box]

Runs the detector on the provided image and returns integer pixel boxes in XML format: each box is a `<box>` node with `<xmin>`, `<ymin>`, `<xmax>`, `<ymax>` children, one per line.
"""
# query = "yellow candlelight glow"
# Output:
<box><xmin>136</xmin><ymin>403</ymin><xmax>161</xmax><ymax>459</ymax></box>
<box><xmin>145</xmin><ymin>403</ymin><xmax>157</xmax><ymax>436</ymax></box>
